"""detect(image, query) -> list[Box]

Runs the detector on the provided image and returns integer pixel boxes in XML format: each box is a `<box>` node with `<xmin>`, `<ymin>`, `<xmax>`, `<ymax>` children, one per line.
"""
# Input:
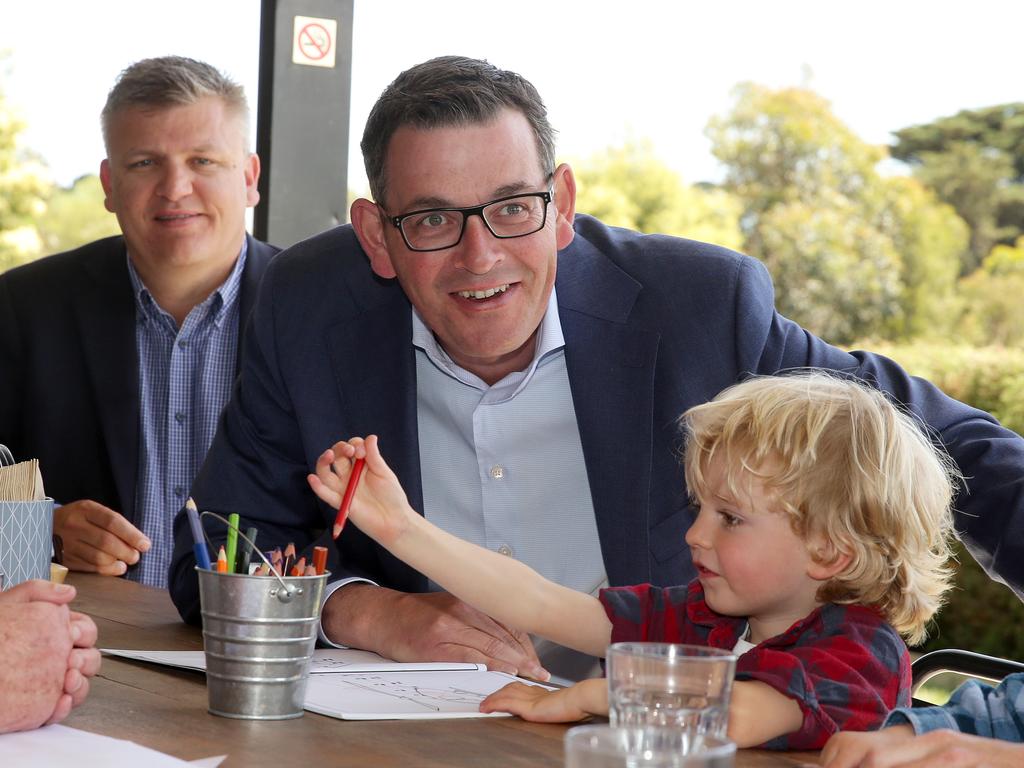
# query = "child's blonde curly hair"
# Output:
<box><xmin>681</xmin><ymin>372</ymin><xmax>959</xmax><ymax>645</ymax></box>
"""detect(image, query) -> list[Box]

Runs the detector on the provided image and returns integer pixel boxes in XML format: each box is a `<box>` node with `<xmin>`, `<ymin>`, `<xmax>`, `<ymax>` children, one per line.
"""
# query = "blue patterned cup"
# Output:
<box><xmin>0</xmin><ymin>498</ymin><xmax>54</xmax><ymax>588</ymax></box>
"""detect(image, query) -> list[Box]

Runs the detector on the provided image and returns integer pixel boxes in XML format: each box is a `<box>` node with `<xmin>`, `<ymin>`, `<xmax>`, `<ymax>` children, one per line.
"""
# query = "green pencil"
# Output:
<box><xmin>225</xmin><ymin>512</ymin><xmax>240</xmax><ymax>574</ymax></box>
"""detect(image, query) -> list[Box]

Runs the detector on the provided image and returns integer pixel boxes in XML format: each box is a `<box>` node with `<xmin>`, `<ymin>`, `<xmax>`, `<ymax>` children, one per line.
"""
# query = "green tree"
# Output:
<box><xmin>758</xmin><ymin>193</ymin><xmax>903</xmax><ymax>342</ymax></box>
<box><xmin>956</xmin><ymin>236</ymin><xmax>1024</xmax><ymax>346</ymax></box>
<box><xmin>35</xmin><ymin>174</ymin><xmax>120</xmax><ymax>255</ymax></box>
<box><xmin>706</xmin><ymin>83</ymin><xmax>962</xmax><ymax>344</ymax></box>
<box><xmin>879</xmin><ymin>176</ymin><xmax>968</xmax><ymax>339</ymax></box>
<box><xmin>572</xmin><ymin>140</ymin><xmax>744</xmax><ymax>251</ymax></box>
<box><xmin>0</xmin><ymin>58</ymin><xmax>51</xmax><ymax>271</ymax></box>
<box><xmin>892</xmin><ymin>104</ymin><xmax>1024</xmax><ymax>274</ymax></box>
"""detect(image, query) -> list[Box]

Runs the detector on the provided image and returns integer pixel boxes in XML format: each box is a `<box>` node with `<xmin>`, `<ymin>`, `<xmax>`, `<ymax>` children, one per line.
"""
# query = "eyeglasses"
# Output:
<box><xmin>388</xmin><ymin>189</ymin><xmax>553</xmax><ymax>252</ymax></box>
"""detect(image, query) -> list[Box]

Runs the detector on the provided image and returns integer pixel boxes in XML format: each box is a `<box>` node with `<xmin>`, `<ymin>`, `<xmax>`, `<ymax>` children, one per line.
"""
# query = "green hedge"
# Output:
<box><xmin>852</xmin><ymin>341</ymin><xmax>1024</xmax><ymax>657</ymax></box>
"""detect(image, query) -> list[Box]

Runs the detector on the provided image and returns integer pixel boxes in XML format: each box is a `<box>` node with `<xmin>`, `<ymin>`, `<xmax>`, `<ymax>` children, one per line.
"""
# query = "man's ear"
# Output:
<box><xmin>99</xmin><ymin>159</ymin><xmax>116</xmax><ymax>213</ymax></box>
<box><xmin>551</xmin><ymin>162</ymin><xmax>576</xmax><ymax>251</ymax></box>
<box><xmin>806</xmin><ymin>535</ymin><xmax>853</xmax><ymax>582</ymax></box>
<box><xmin>351</xmin><ymin>198</ymin><xmax>397</xmax><ymax>279</ymax></box>
<box><xmin>244</xmin><ymin>153</ymin><xmax>261</xmax><ymax>207</ymax></box>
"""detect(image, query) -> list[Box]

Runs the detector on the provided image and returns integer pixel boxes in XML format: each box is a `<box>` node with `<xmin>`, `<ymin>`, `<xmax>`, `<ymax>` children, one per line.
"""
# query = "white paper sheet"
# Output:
<box><xmin>101</xmin><ymin>647</ymin><xmax>485</xmax><ymax>674</ymax></box>
<box><xmin>0</xmin><ymin>723</ymin><xmax>220</xmax><ymax>766</ymax></box>
<box><xmin>303</xmin><ymin>668</ymin><xmax>550</xmax><ymax>720</ymax></box>
<box><xmin>101</xmin><ymin>647</ymin><xmax>555</xmax><ymax>720</ymax></box>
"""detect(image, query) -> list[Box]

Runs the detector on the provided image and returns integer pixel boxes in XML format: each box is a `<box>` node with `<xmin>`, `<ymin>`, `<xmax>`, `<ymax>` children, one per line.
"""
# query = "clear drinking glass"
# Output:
<box><xmin>606</xmin><ymin>643</ymin><xmax>737</xmax><ymax>751</ymax></box>
<box><xmin>565</xmin><ymin>725</ymin><xmax>736</xmax><ymax>768</ymax></box>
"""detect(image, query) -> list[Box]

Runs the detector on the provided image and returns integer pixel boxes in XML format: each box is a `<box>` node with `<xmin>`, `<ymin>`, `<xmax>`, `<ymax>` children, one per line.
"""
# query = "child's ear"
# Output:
<box><xmin>805</xmin><ymin>536</ymin><xmax>852</xmax><ymax>582</ymax></box>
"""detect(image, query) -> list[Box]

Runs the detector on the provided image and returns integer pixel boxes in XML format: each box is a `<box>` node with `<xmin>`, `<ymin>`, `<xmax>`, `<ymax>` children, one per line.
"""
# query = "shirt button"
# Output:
<box><xmin>489</xmin><ymin>465</ymin><xmax>505</xmax><ymax>479</ymax></box>
<box><xmin>174</xmin><ymin>411</ymin><xmax>186</xmax><ymax>424</ymax></box>
<box><xmin>497</xmin><ymin>544</ymin><xmax>513</xmax><ymax>557</ymax></box>
<box><xmin>174</xmin><ymin>486</ymin><xmax>185</xmax><ymax>497</ymax></box>
<box><xmin>178</xmin><ymin>339</ymin><xmax>189</xmax><ymax>348</ymax></box>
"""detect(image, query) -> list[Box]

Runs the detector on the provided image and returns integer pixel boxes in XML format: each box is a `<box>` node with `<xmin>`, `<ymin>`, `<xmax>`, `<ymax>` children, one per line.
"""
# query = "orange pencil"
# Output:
<box><xmin>216</xmin><ymin>546</ymin><xmax>228</xmax><ymax>573</ymax></box>
<box><xmin>332</xmin><ymin>458</ymin><xmax>365</xmax><ymax>539</ymax></box>
<box><xmin>312</xmin><ymin>545</ymin><xmax>328</xmax><ymax>575</ymax></box>
<box><xmin>290</xmin><ymin>556</ymin><xmax>306</xmax><ymax>577</ymax></box>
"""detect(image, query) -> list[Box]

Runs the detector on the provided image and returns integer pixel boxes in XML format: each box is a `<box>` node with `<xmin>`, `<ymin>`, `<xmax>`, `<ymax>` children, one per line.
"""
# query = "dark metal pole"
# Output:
<box><xmin>254</xmin><ymin>0</ymin><xmax>354</xmax><ymax>247</ymax></box>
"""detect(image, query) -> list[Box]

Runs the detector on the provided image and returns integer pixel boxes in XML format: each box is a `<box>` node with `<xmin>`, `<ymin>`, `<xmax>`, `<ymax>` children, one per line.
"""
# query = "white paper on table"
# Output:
<box><xmin>101</xmin><ymin>647</ymin><xmax>556</xmax><ymax>720</ymax></box>
<box><xmin>101</xmin><ymin>647</ymin><xmax>485</xmax><ymax>674</ymax></box>
<box><xmin>303</xmin><ymin>668</ymin><xmax>553</xmax><ymax>720</ymax></box>
<box><xmin>0</xmin><ymin>723</ymin><xmax>209</xmax><ymax>766</ymax></box>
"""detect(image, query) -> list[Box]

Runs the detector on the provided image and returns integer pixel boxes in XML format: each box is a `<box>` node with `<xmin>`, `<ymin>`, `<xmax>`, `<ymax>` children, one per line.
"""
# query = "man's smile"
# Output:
<box><xmin>455</xmin><ymin>284</ymin><xmax>510</xmax><ymax>300</ymax></box>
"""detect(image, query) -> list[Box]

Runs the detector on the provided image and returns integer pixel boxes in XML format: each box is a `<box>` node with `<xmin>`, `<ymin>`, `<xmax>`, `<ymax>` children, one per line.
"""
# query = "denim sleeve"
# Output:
<box><xmin>884</xmin><ymin>674</ymin><xmax>1024</xmax><ymax>743</ymax></box>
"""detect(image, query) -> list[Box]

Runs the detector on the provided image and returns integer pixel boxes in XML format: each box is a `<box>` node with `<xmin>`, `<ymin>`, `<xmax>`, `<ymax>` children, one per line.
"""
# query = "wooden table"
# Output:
<box><xmin>63</xmin><ymin>574</ymin><xmax>820</xmax><ymax>767</ymax></box>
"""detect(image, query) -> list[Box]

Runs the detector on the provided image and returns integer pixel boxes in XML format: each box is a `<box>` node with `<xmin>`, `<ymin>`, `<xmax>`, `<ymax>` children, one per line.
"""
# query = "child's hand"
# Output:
<box><xmin>480</xmin><ymin>678</ymin><xmax>607</xmax><ymax>723</ymax></box>
<box><xmin>307</xmin><ymin>435</ymin><xmax>414</xmax><ymax>546</ymax></box>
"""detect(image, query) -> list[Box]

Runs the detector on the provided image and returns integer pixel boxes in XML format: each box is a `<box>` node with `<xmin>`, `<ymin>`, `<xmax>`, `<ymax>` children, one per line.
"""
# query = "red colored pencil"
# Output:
<box><xmin>312</xmin><ymin>546</ymin><xmax>328</xmax><ymax>575</ymax></box>
<box><xmin>332</xmin><ymin>458</ymin><xmax>365</xmax><ymax>539</ymax></box>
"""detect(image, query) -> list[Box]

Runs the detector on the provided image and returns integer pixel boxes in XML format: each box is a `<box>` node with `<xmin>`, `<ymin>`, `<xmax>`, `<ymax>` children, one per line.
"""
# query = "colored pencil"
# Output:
<box><xmin>282</xmin><ymin>542</ymin><xmax>296</xmax><ymax>577</ymax></box>
<box><xmin>312</xmin><ymin>545</ymin><xmax>328</xmax><ymax>575</ymax></box>
<box><xmin>185</xmin><ymin>498</ymin><xmax>212</xmax><ymax>570</ymax></box>
<box><xmin>224</xmin><ymin>513</ymin><xmax>240</xmax><ymax>574</ymax></box>
<box><xmin>332</xmin><ymin>458</ymin><xmax>365</xmax><ymax>539</ymax></box>
<box><xmin>237</xmin><ymin>526</ymin><xmax>258</xmax><ymax>574</ymax></box>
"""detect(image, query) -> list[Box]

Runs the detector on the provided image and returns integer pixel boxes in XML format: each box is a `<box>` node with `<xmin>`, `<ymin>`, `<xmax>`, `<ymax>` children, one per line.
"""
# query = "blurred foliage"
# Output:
<box><xmin>892</xmin><ymin>103</ymin><xmax>1024</xmax><ymax>275</ymax></box>
<box><xmin>956</xmin><ymin>241</ymin><xmax>1024</xmax><ymax>347</ymax></box>
<box><xmin>863</xmin><ymin>341</ymin><xmax>1024</xmax><ymax>435</ymax></box>
<box><xmin>573</xmin><ymin>139</ymin><xmax>744</xmax><ymax>251</ymax></box>
<box><xmin>857</xmin><ymin>340</ymin><xmax>1024</xmax><ymax>658</ymax></box>
<box><xmin>707</xmin><ymin>83</ymin><xmax>965</xmax><ymax>345</ymax></box>
<box><xmin>1</xmin><ymin>61</ymin><xmax>118</xmax><ymax>273</ymax></box>
<box><xmin>917</xmin><ymin>539</ymin><xmax>1024</xmax><ymax>659</ymax></box>
<box><xmin>35</xmin><ymin>174</ymin><xmax>120</xmax><ymax>255</ymax></box>
<box><xmin>0</xmin><ymin>56</ymin><xmax>51</xmax><ymax>271</ymax></box>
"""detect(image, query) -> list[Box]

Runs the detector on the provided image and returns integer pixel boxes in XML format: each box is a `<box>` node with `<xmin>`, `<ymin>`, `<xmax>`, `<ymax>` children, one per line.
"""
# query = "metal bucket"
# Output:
<box><xmin>197</xmin><ymin>567</ymin><xmax>327</xmax><ymax>719</ymax></box>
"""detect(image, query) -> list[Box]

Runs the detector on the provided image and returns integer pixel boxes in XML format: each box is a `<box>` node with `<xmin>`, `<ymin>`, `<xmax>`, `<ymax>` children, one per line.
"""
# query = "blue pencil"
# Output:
<box><xmin>185</xmin><ymin>498</ymin><xmax>212</xmax><ymax>570</ymax></box>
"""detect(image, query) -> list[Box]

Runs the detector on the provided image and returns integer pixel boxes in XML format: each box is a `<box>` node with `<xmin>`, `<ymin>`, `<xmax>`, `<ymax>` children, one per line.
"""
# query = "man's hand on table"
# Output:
<box><xmin>55</xmin><ymin>499</ymin><xmax>151</xmax><ymax>575</ymax></box>
<box><xmin>0</xmin><ymin>580</ymin><xmax>101</xmax><ymax>732</ymax></box>
<box><xmin>321</xmin><ymin>583</ymin><xmax>548</xmax><ymax>680</ymax></box>
<box><xmin>822</xmin><ymin>724</ymin><xmax>1024</xmax><ymax>767</ymax></box>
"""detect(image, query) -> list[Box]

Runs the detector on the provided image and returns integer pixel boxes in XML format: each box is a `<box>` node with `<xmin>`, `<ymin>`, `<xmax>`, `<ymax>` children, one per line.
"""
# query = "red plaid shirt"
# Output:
<box><xmin>600</xmin><ymin>580</ymin><xmax>911</xmax><ymax>750</ymax></box>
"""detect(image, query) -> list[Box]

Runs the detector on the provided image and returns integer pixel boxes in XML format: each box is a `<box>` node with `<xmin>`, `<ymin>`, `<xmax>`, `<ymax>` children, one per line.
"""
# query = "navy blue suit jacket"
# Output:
<box><xmin>169</xmin><ymin>216</ymin><xmax>1024</xmax><ymax>623</ymax></box>
<box><xmin>0</xmin><ymin>234</ymin><xmax>278</xmax><ymax>531</ymax></box>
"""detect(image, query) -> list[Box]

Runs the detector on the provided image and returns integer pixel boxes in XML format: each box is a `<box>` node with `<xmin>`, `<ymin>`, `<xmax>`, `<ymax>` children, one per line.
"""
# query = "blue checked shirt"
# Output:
<box><xmin>127</xmin><ymin>244</ymin><xmax>246</xmax><ymax>587</ymax></box>
<box><xmin>885</xmin><ymin>672</ymin><xmax>1024</xmax><ymax>741</ymax></box>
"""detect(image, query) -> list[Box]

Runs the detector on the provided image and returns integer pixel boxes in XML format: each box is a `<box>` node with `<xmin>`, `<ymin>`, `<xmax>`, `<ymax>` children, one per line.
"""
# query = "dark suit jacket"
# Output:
<box><xmin>168</xmin><ymin>216</ymin><xmax>1024</xmax><ymax>623</ymax></box>
<box><xmin>0</xmin><ymin>234</ymin><xmax>278</xmax><ymax>529</ymax></box>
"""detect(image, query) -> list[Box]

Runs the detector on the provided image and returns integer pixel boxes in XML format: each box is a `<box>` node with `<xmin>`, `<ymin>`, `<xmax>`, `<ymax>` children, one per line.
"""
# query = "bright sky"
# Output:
<box><xmin>2</xmin><ymin>1</ymin><xmax>1021</xmax><ymax>193</ymax></box>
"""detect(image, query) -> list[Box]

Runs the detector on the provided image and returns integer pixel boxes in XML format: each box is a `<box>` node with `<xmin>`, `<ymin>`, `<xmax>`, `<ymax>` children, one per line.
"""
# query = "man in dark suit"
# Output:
<box><xmin>170</xmin><ymin>56</ymin><xmax>1024</xmax><ymax>680</ymax></box>
<box><xmin>0</xmin><ymin>56</ymin><xmax>276</xmax><ymax>587</ymax></box>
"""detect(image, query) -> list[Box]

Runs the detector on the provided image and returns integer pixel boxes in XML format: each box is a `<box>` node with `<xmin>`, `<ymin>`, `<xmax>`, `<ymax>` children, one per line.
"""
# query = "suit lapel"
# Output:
<box><xmin>236</xmin><ymin>235</ymin><xmax>276</xmax><ymax>374</ymax></box>
<box><xmin>325</xmin><ymin>291</ymin><xmax>424</xmax><ymax>588</ymax></box>
<box><xmin>557</xmin><ymin>236</ymin><xmax>661</xmax><ymax>586</ymax></box>
<box><xmin>76</xmin><ymin>241</ymin><xmax>140</xmax><ymax>523</ymax></box>
<box><xmin>325</xmin><ymin>294</ymin><xmax>423</xmax><ymax>513</ymax></box>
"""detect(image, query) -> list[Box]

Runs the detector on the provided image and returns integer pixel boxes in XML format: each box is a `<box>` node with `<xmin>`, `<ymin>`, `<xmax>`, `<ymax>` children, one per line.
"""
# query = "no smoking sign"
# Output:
<box><xmin>292</xmin><ymin>15</ymin><xmax>337</xmax><ymax>68</ymax></box>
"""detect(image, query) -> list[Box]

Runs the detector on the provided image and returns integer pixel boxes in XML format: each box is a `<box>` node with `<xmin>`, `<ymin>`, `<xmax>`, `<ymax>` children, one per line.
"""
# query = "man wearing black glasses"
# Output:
<box><xmin>171</xmin><ymin>56</ymin><xmax>1024</xmax><ymax>684</ymax></box>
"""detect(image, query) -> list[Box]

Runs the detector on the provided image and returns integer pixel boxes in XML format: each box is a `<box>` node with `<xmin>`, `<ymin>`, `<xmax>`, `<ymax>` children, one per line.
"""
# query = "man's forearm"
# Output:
<box><xmin>320</xmin><ymin>582</ymin><xmax>396</xmax><ymax>651</ymax></box>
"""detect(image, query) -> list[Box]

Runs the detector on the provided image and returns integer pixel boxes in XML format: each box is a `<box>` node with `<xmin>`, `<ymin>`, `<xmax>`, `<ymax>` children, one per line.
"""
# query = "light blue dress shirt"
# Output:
<box><xmin>127</xmin><ymin>244</ymin><xmax>246</xmax><ymax>586</ymax></box>
<box><xmin>319</xmin><ymin>288</ymin><xmax>607</xmax><ymax>682</ymax></box>
<box><xmin>414</xmin><ymin>289</ymin><xmax>607</xmax><ymax>681</ymax></box>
